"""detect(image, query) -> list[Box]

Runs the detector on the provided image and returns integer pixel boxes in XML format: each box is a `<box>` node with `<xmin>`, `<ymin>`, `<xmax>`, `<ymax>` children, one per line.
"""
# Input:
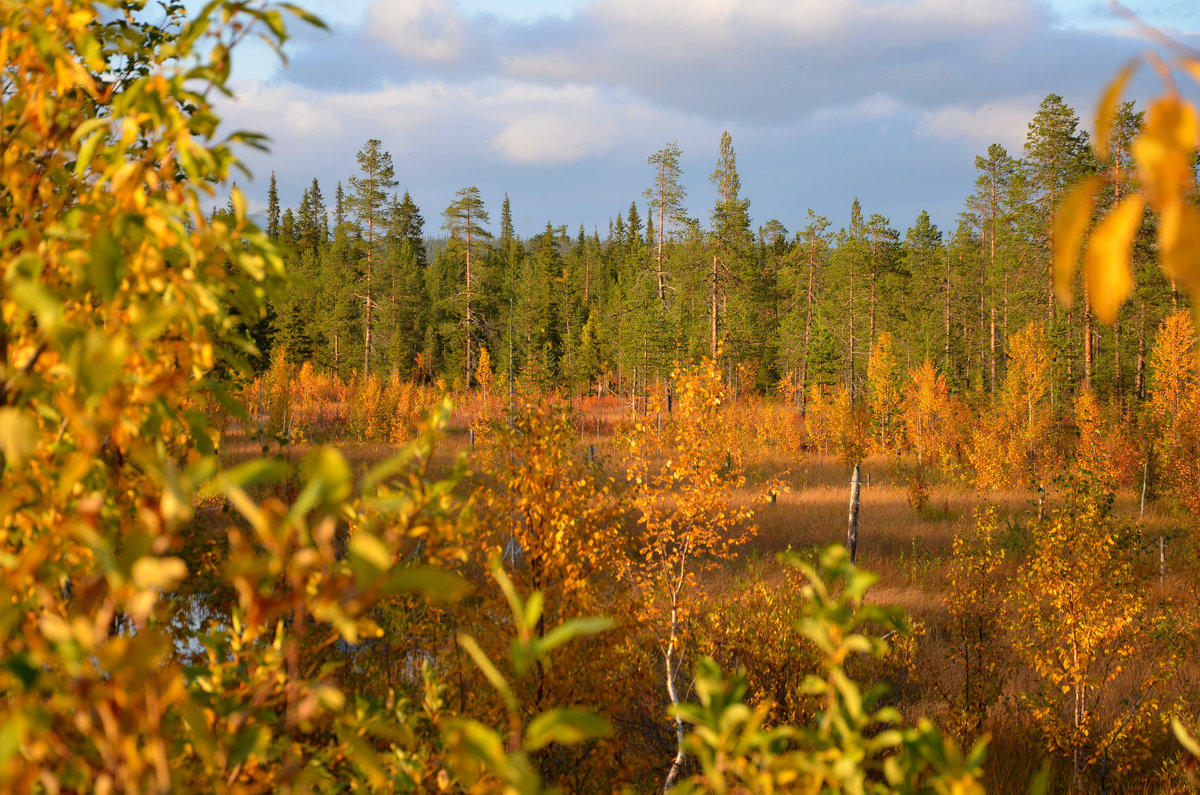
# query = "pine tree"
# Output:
<box><xmin>900</xmin><ymin>211</ymin><xmax>943</xmax><ymax>370</ymax></box>
<box><xmin>709</xmin><ymin>131</ymin><xmax>752</xmax><ymax>361</ymax></box>
<box><xmin>965</xmin><ymin>144</ymin><xmax>1022</xmax><ymax>390</ymax></box>
<box><xmin>1098</xmin><ymin>101</ymin><xmax>1148</xmax><ymax>400</ymax></box>
<box><xmin>442</xmin><ymin>186</ymin><xmax>492</xmax><ymax>389</ymax></box>
<box><xmin>1024</xmin><ymin>94</ymin><xmax>1094</xmax><ymax>325</ymax></box>
<box><xmin>645</xmin><ymin>141</ymin><xmax>687</xmax><ymax>305</ymax></box>
<box><xmin>796</xmin><ymin>210</ymin><xmax>832</xmax><ymax>410</ymax></box>
<box><xmin>865</xmin><ymin>212</ymin><xmax>900</xmax><ymax>345</ymax></box>
<box><xmin>830</xmin><ymin>199</ymin><xmax>869</xmax><ymax>402</ymax></box>
<box><xmin>348</xmin><ymin>139</ymin><xmax>398</xmax><ymax>377</ymax></box>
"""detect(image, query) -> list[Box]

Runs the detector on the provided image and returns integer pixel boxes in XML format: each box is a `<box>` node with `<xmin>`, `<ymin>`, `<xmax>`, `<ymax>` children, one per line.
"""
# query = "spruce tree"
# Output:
<box><xmin>266</xmin><ymin>171</ymin><xmax>280</xmax><ymax>240</ymax></box>
<box><xmin>381</xmin><ymin>193</ymin><xmax>427</xmax><ymax>377</ymax></box>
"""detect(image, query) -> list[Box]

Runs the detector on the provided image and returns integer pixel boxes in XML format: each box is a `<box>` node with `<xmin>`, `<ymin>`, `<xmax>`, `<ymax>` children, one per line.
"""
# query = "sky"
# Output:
<box><xmin>213</xmin><ymin>0</ymin><xmax>1200</xmax><ymax>240</ymax></box>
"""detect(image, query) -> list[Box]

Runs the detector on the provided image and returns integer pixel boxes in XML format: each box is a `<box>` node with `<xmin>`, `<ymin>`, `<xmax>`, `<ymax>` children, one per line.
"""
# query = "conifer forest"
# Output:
<box><xmin>7</xmin><ymin>1</ymin><xmax>1200</xmax><ymax>793</ymax></box>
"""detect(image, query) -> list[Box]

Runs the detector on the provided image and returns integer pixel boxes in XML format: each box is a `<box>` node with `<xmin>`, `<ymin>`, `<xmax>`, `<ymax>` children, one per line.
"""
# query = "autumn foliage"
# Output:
<box><xmin>8</xmin><ymin>0</ymin><xmax>1200</xmax><ymax>792</ymax></box>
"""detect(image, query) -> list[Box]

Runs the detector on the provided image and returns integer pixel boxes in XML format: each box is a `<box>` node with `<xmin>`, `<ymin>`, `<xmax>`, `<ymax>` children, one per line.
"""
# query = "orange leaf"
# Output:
<box><xmin>1134</xmin><ymin>97</ymin><xmax>1200</xmax><ymax>209</ymax></box>
<box><xmin>1158</xmin><ymin>200</ymin><xmax>1200</xmax><ymax>300</ymax></box>
<box><xmin>1094</xmin><ymin>59</ymin><xmax>1138</xmax><ymax>158</ymax></box>
<box><xmin>1085</xmin><ymin>195</ymin><xmax>1144</xmax><ymax>325</ymax></box>
<box><xmin>1053</xmin><ymin>176</ymin><xmax>1102</xmax><ymax>308</ymax></box>
<box><xmin>1182</xmin><ymin>57</ymin><xmax>1200</xmax><ymax>88</ymax></box>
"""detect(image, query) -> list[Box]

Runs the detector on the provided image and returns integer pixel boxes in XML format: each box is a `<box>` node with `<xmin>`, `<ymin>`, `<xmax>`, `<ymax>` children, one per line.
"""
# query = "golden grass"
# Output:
<box><xmin>213</xmin><ymin>411</ymin><xmax>1200</xmax><ymax>791</ymax></box>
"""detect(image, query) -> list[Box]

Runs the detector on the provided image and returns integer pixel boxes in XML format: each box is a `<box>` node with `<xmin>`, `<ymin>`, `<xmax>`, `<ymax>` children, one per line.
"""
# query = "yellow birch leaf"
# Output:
<box><xmin>131</xmin><ymin>556</ymin><xmax>188</xmax><ymax>590</ymax></box>
<box><xmin>0</xmin><ymin>408</ymin><xmax>37</xmax><ymax>468</ymax></box>
<box><xmin>1085</xmin><ymin>195</ymin><xmax>1144</xmax><ymax>324</ymax></box>
<box><xmin>1053</xmin><ymin>175</ymin><xmax>1102</xmax><ymax>307</ymax></box>
<box><xmin>1158</xmin><ymin>200</ymin><xmax>1200</xmax><ymax>295</ymax></box>
<box><xmin>1134</xmin><ymin>97</ymin><xmax>1200</xmax><ymax>209</ymax></box>
<box><xmin>1182</xmin><ymin>58</ymin><xmax>1200</xmax><ymax>88</ymax></box>
<box><xmin>1094</xmin><ymin>59</ymin><xmax>1138</xmax><ymax>158</ymax></box>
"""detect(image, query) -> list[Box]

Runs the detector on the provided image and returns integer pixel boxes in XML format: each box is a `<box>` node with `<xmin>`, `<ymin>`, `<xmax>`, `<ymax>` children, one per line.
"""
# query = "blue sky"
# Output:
<box><xmin>216</xmin><ymin>0</ymin><xmax>1200</xmax><ymax>239</ymax></box>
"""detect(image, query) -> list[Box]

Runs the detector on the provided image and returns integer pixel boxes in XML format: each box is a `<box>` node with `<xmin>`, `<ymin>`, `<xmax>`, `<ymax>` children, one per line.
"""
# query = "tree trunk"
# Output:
<box><xmin>465</xmin><ymin>205</ymin><xmax>474</xmax><ymax>389</ymax></box>
<box><xmin>802</xmin><ymin>235</ymin><xmax>816</xmax><ymax>413</ymax></box>
<box><xmin>979</xmin><ymin>228</ymin><xmax>986</xmax><ymax>391</ymax></box>
<box><xmin>847</xmin><ymin>464</ymin><xmax>861</xmax><ymax>563</ymax></box>
<box><xmin>662</xmin><ymin>601</ymin><xmax>686</xmax><ymax>792</ymax></box>
<box><xmin>711</xmin><ymin>254</ymin><xmax>719</xmax><ymax>359</ymax></box>
<box><xmin>870</xmin><ymin>235</ymin><xmax>877</xmax><ymax>344</ymax></box>
<box><xmin>657</xmin><ymin>166</ymin><xmax>667</xmax><ymax>304</ymax></box>
<box><xmin>945</xmin><ymin>248</ymin><xmax>951</xmax><ymax>377</ymax></box>
<box><xmin>1084</xmin><ymin>283</ymin><xmax>1093</xmax><ymax>388</ymax></box>
<box><xmin>1136</xmin><ymin>302</ymin><xmax>1146</xmax><ymax>400</ymax></box>
<box><xmin>1114</xmin><ymin>318</ymin><xmax>1122</xmax><ymax>402</ymax></box>
<box><xmin>849</xmin><ymin>259</ymin><xmax>856</xmax><ymax>404</ymax></box>
<box><xmin>990</xmin><ymin>307</ymin><xmax>997</xmax><ymax>392</ymax></box>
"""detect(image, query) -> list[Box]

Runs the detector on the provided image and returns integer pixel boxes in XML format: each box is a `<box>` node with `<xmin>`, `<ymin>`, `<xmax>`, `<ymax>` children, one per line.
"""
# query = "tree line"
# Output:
<box><xmin>252</xmin><ymin>94</ymin><xmax>1187</xmax><ymax>408</ymax></box>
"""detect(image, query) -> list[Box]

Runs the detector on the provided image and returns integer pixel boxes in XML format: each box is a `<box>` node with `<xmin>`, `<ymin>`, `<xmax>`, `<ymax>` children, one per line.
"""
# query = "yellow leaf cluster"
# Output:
<box><xmin>1054</xmin><ymin>47</ymin><xmax>1200</xmax><ymax>324</ymax></box>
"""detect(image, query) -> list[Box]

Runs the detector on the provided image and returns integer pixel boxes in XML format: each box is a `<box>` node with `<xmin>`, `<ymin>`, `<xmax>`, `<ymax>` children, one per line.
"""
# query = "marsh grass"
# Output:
<box><xmin>211</xmin><ymin>408</ymin><xmax>1197</xmax><ymax>791</ymax></box>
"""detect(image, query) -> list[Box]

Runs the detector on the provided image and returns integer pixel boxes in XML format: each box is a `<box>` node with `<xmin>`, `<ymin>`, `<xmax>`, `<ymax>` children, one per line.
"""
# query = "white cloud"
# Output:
<box><xmin>228</xmin><ymin>81</ymin><xmax>342</xmax><ymax>139</ymax></box>
<box><xmin>484</xmin><ymin>83</ymin><xmax>641</xmax><ymax>163</ymax></box>
<box><xmin>365</xmin><ymin>0</ymin><xmax>466</xmax><ymax>63</ymax></box>
<box><xmin>491</xmin><ymin>112</ymin><xmax>617</xmax><ymax>163</ymax></box>
<box><xmin>916</xmin><ymin>96</ymin><xmax>1039</xmax><ymax>148</ymax></box>
<box><xmin>811</xmin><ymin>93</ymin><xmax>905</xmax><ymax>124</ymax></box>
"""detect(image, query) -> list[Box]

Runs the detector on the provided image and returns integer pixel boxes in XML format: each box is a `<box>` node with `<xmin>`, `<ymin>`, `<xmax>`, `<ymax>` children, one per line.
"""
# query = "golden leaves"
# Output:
<box><xmin>0</xmin><ymin>408</ymin><xmax>37</xmax><ymax>469</ymax></box>
<box><xmin>1055</xmin><ymin>53</ymin><xmax>1200</xmax><ymax>324</ymax></box>
<box><xmin>1086</xmin><ymin>195</ymin><xmax>1143</xmax><ymax>323</ymax></box>
<box><xmin>1094</xmin><ymin>59</ymin><xmax>1138</xmax><ymax>158</ymax></box>
<box><xmin>1052</xmin><ymin>175</ymin><xmax>1101</xmax><ymax>308</ymax></box>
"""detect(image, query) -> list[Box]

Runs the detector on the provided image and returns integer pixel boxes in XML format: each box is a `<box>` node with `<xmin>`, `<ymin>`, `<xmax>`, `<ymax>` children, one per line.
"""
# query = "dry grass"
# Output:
<box><xmin>214</xmin><ymin>410</ymin><xmax>1200</xmax><ymax>791</ymax></box>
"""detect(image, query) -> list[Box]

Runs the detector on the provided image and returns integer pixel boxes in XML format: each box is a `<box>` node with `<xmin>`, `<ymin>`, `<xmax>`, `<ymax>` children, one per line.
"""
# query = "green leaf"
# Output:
<box><xmin>523</xmin><ymin>590</ymin><xmax>544</xmax><ymax>634</ymax></box>
<box><xmin>12</xmin><ymin>281</ymin><xmax>63</xmax><ymax>334</ymax></box>
<box><xmin>177</xmin><ymin>701</ymin><xmax>216</xmax><ymax>765</ymax></box>
<box><xmin>226</xmin><ymin>724</ymin><xmax>268</xmax><ymax>770</ymax></box>
<box><xmin>0</xmin><ymin>715</ymin><xmax>26</xmax><ymax>766</ymax></box>
<box><xmin>537</xmin><ymin>616</ymin><xmax>614</xmax><ymax>657</ymax></box>
<box><xmin>1172</xmin><ymin>717</ymin><xmax>1200</xmax><ymax>757</ymax></box>
<box><xmin>86</xmin><ymin>228</ymin><xmax>122</xmax><ymax>301</ymax></box>
<box><xmin>1</xmin><ymin>653</ymin><xmax>39</xmax><ymax>690</ymax></box>
<box><xmin>279</xmin><ymin>2</ymin><xmax>330</xmax><ymax>30</ymax></box>
<box><xmin>384</xmin><ymin>567</ymin><xmax>470</xmax><ymax>601</ymax></box>
<box><xmin>223</xmin><ymin>457</ymin><xmax>287</xmax><ymax>489</ymax></box>
<box><xmin>298</xmin><ymin>446</ymin><xmax>353</xmax><ymax>510</ymax></box>
<box><xmin>1028</xmin><ymin>759</ymin><xmax>1052</xmax><ymax>795</ymax></box>
<box><xmin>339</xmin><ymin>729</ymin><xmax>387</xmax><ymax>786</ymax></box>
<box><xmin>348</xmin><ymin>532</ymin><xmax>392</xmax><ymax>577</ymax></box>
<box><xmin>523</xmin><ymin>709</ymin><xmax>611</xmax><ymax>752</ymax></box>
<box><xmin>448</xmin><ymin>719</ymin><xmax>508</xmax><ymax>774</ymax></box>
<box><xmin>459</xmin><ymin>633</ymin><xmax>516</xmax><ymax>713</ymax></box>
